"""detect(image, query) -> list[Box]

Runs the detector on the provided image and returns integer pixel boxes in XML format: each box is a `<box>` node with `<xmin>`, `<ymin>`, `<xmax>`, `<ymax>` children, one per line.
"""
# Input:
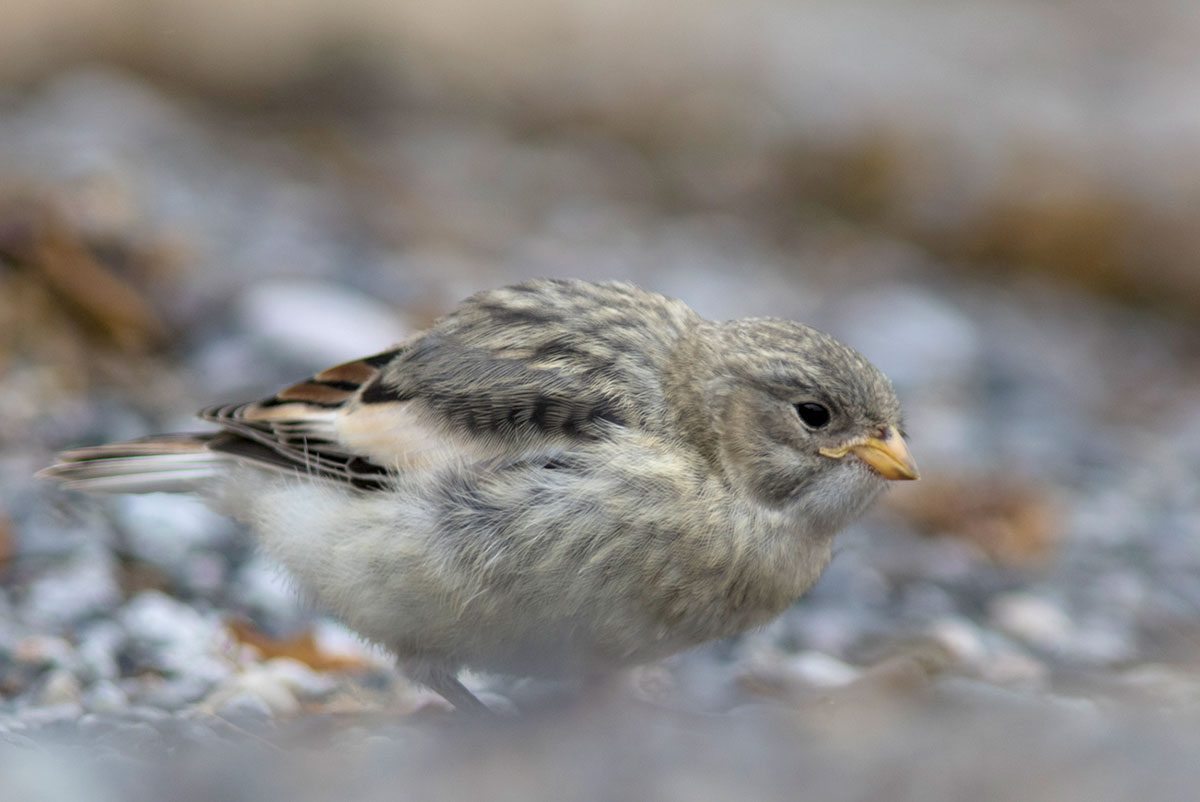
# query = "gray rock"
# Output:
<box><xmin>76</xmin><ymin>621</ymin><xmax>125</xmax><ymax>683</ymax></box>
<box><xmin>10</xmin><ymin>635</ymin><xmax>77</xmax><ymax>671</ymax></box>
<box><xmin>133</xmin><ymin>675</ymin><xmax>215</xmax><ymax>711</ymax></box>
<box><xmin>210</xmin><ymin>669</ymin><xmax>300</xmax><ymax>717</ymax></box>
<box><xmin>259</xmin><ymin>658</ymin><xmax>337</xmax><ymax>701</ymax></box>
<box><xmin>230</xmin><ymin>556</ymin><xmax>307</xmax><ymax>630</ymax></box>
<box><xmin>988</xmin><ymin>593</ymin><xmax>1073</xmax><ymax>650</ymax></box>
<box><xmin>117</xmin><ymin>592</ymin><xmax>233</xmax><ymax>686</ymax></box>
<box><xmin>38</xmin><ymin>670</ymin><xmax>83</xmax><ymax>707</ymax></box>
<box><xmin>113</xmin><ymin>494</ymin><xmax>236</xmax><ymax>570</ymax></box>
<box><xmin>237</xmin><ymin>278</ymin><xmax>411</xmax><ymax>366</ymax></box>
<box><xmin>20</xmin><ymin>547</ymin><xmax>120</xmax><ymax>631</ymax></box>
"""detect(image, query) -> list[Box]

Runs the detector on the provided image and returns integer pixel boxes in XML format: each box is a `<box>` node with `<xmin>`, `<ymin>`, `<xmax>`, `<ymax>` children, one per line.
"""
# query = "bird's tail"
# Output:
<box><xmin>39</xmin><ymin>434</ymin><xmax>227</xmax><ymax>494</ymax></box>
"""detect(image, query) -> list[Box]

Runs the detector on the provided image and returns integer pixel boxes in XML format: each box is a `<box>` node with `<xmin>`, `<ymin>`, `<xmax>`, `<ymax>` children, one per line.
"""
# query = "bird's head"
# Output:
<box><xmin>668</xmin><ymin>318</ymin><xmax>918</xmax><ymax>534</ymax></box>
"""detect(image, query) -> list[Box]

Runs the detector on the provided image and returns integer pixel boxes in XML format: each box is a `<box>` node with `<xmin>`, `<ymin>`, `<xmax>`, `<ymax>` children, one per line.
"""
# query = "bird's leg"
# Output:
<box><xmin>402</xmin><ymin>660</ymin><xmax>494</xmax><ymax>716</ymax></box>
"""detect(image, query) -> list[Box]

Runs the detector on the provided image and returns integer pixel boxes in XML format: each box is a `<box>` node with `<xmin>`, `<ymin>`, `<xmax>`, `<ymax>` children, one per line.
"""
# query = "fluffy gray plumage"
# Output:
<box><xmin>43</xmin><ymin>278</ymin><xmax>917</xmax><ymax>712</ymax></box>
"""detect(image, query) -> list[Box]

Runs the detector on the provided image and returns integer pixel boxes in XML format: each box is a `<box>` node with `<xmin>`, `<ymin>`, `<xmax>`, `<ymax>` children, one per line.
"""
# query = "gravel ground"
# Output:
<box><xmin>2</xmin><ymin>70</ymin><xmax>1200</xmax><ymax>800</ymax></box>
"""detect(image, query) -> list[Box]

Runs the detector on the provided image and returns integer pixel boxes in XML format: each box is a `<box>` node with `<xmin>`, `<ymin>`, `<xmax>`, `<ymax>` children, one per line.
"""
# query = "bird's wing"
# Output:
<box><xmin>201</xmin><ymin>334</ymin><xmax>633</xmax><ymax>486</ymax></box>
<box><xmin>199</xmin><ymin>280</ymin><xmax>697</xmax><ymax>490</ymax></box>
<box><xmin>198</xmin><ymin>349</ymin><xmax>408</xmax><ymax>490</ymax></box>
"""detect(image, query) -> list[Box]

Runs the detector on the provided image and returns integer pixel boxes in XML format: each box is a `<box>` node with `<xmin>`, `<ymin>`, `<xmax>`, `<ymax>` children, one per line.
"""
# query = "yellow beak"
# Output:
<box><xmin>819</xmin><ymin>426</ymin><xmax>920</xmax><ymax>481</ymax></box>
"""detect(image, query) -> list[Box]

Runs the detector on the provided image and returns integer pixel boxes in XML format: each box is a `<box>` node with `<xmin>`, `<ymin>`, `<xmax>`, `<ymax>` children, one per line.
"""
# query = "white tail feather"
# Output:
<box><xmin>40</xmin><ymin>438</ymin><xmax>226</xmax><ymax>494</ymax></box>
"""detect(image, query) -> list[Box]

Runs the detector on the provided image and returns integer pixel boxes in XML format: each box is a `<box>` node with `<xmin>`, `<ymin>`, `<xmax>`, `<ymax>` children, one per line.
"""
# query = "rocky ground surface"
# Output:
<box><xmin>1</xmin><ymin>70</ymin><xmax>1200</xmax><ymax>801</ymax></box>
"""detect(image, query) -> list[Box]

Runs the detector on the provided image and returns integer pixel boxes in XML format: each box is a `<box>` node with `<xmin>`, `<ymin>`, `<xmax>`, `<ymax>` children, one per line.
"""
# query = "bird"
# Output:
<box><xmin>42</xmin><ymin>278</ymin><xmax>918</xmax><ymax>713</ymax></box>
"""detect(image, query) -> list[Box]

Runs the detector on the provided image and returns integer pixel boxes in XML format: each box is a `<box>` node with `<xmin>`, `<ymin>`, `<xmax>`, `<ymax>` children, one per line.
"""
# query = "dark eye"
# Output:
<box><xmin>795</xmin><ymin>402</ymin><xmax>831</xmax><ymax>429</ymax></box>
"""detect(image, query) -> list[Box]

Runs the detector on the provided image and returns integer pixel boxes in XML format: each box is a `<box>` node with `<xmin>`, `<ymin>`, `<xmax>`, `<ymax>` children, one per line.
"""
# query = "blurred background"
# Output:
<box><xmin>2</xmin><ymin>1</ymin><xmax>1200</xmax><ymax>799</ymax></box>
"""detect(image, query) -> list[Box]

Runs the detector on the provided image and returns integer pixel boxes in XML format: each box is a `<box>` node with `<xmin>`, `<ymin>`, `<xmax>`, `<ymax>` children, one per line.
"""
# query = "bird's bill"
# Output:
<box><xmin>819</xmin><ymin>426</ymin><xmax>920</xmax><ymax>481</ymax></box>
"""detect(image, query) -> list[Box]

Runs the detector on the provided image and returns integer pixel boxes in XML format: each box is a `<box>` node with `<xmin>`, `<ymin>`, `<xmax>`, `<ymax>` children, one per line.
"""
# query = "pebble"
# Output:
<box><xmin>782</xmin><ymin>651</ymin><xmax>862</xmax><ymax>689</ymax></box>
<box><xmin>13</xmin><ymin>635</ymin><xmax>77</xmax><ymax>670</ymax></box>
<box><xmin>988</xmin><ymin>593</ymin><xmax>1073</xmax><ymax>650</ymax></box>
<box><xmin>978</xmin><ymin>651</ymin><xmax>1050</xmax><ymax>690</ymax></box>
<box><xmin>133</xmin><ymin>675</ymin><xmax>214</xmax><ymax>711</ymax></box>
<box><xmin>117</xmin><ymin>592</ymin><xmax>234</xmax><ymax>686</ymax></box>
<box><xmin>926</xmin><ymin>617</ymin><xmax>987</xmax><ymax>666</ymax></box>
<box><xmin>238</xmin><ymin>278</ymin><xmax>411</xmax><ymax>365</ymax></box>
<box><xmin>220</xmin><ymin>669</ymin><xmax>300</xmax><ymax>716</ymax></box>
<box><xmin>230</xmin><ymin>556</ymin><xmax>307</xmax><ymax>631</ymax></box>
<box><xmin>83</xmin><ymin>681</ymin><xmax>130</xmax><ymax>714</ymax></box>
<box><xmin>260</xmin><ymin>658</ymin><xmax>337</xmax><ymax>701</ymax></box>
<box><xmin>76</xmin><ymin>621</ymin><xmax>125</xmax><ymax>683</ymax></box>
<box><xmin>114</xmin><ymin>494</ymin><xmax>236</xmax><ymax>569</ymax></box>
<box><xmin>38</xmin><ymin>669</ymin><xmax>83</xmax><ymax>707</ymax></box>
<box><xmin>19</xmin><ymin>549</ymin><xmax>121</xmax><ymax>631</ymax></box>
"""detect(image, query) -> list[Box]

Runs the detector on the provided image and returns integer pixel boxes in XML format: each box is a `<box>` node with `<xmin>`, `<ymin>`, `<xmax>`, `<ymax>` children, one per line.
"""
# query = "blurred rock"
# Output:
<box><xmin>37</xmin><ymin>669</ymin><xmax>82</xmax><ymax>707</ymax></box>
<box><xmin>114</xmin><ymin>493</ymin><xmax>236</xmax><ymax>570</ymax></box>
<box><xmin>259</xmin><ymin>657</ymin><xmax>337</xmax><ymax>701</ymax></box>
<box><xmin>117</xmin><ymin>591</ymin><xmax>233</xmax><ymax>686</ymax></box>
<box><xmin>229</xmin><ymin>555</ymin><xmax>307</xmax><ymax>633</ymax></box>
<box><xmin>237</xmin><ymin>279</ymin><xmax>410</xmax><ymax>366</ymax></box>
<box><xmin>82</xmin><ymin>681</ymin><xmax>130</xmax><ymax>714</ymax></box>
<box><xmin>209</xmin><ymin>669</ymin><xmax>299</xmax><ymax>718</ymax></box>
<box><xmin>782</xmin><ymin>651</ymin><xmax>862</xmax><ymax>689</ymax></box>
<box><xmin>989</xmin><ymin>593</ymin><xmax>1073</xmax><ymax>650</ymax></box>
<box><xmin>20</xmin><ymin>547</ymin><xmax>121</xmax><ymax>630</ymax></box>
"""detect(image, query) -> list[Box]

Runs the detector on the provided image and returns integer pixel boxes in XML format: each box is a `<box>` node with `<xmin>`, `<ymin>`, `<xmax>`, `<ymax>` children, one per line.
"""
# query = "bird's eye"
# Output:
<box><xmin>795</xmin><ymin>402</ymin><xmax>831</xmax><ymax>429</ymax></box>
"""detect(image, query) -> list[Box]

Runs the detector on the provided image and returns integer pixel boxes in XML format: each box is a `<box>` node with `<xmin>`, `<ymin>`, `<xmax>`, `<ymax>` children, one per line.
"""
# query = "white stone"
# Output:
<box><xmin>114</xmin><ymin>494</ymin><xmax>235</xmax><ymax>568</ymax></box>
<box><xmin>210</xmin><ymin>669</ymin><xmax>300</xmax><ymax>717</ymax></box>
<box><xmin>38</xmin><ymin>670</ymin><xmax>83</xmax><ymax>707</ymax></box>
<box><xmin>76</xmin><ymin>621</ymin><xmax>126</xmax><ymax>682</ymax></box>
<box><xmin>238</xmin><ymin>279</ymin><xmax>411</xmax><ymax>365</ymax></box>
<box><xmin>784</xmin><ymin>650</ymin><xmax>861</xmax><ymax>689</ymax></box>
<box><xmin>261</xmin><ymin>658</ymin><xmax>337</xmax><ymax>700</ymax></box>
<box><xmin>118</xmin><ymin>592</ymin><xmax>234</xmax><ymax>685</ymax></box>
<box><xmin>83</xmin><ymin>681</ymin><xmax>130</xmax><ymax>714</ymax></box>
<box><xmin>21</xmin><ymin>548</ymin><xmax>120</xmax><ymax>630</ymax></box>
<box><xmin>989</xmin><ymin>593</ymin><xmax>1073</xmax><ymax>649</ymax></box>
<box><xmin>926</xmin><ymin>617</ymin><xmax>987</xmax><ymax>665</ymax></box>
<box><xmin>979</xmin><ymin>651</ymin><xmax>1049</xmax><ymax>689</ymax></box>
